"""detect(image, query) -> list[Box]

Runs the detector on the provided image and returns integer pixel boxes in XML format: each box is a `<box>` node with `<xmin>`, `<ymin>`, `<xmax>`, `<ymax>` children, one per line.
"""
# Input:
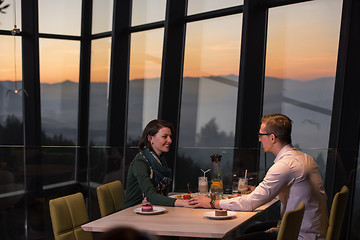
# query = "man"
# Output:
<box><xmin>189</xmin><ymin>114</ymin><xmax>328</xmax><ymax>239</ymax></box>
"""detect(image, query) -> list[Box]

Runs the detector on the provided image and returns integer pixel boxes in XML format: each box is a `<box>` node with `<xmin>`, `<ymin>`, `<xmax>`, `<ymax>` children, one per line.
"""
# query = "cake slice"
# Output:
<box><xmin>215</xmin><ymin>209</ymin><xmax>228</xmax><ymax>216</ymax></box>
<box><xmin>141</xmin><ymin>203</ymin><xmax>153</xmax><ymax>212</ymax></box>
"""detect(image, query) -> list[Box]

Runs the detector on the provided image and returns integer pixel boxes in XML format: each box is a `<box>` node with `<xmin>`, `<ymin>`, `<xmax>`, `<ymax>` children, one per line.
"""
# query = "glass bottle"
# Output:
<box><xmin>210</xmin><ymin>154</ymin><xmax>223</xmax><ymax>197</ymax></box>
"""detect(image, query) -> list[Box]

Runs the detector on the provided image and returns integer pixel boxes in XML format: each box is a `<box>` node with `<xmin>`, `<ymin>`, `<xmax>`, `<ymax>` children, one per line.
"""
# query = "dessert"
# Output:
<box><xmin>215</xmin><ymin>209</ymin><xmax>228</xmax><ymax>216</ymax></box>
<box><xmin>141</xmin><ymin>203</ymin><xmax>153</xmax><ymax>212</ymax></box>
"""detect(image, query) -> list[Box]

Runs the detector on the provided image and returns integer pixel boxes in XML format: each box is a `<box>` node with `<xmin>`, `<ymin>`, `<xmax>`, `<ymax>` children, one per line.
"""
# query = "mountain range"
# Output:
<box><xmin>0</xmin><ymin>75</ymin><xmax>335</xmax><ymax>150</ymax></box>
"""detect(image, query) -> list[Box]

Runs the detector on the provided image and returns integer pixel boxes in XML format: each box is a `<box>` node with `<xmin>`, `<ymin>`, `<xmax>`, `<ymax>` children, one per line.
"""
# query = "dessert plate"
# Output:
<box><xmin>203</xmin><ymin>211</ymin><xmax>237</xmax><ymax>219</ymax></box>
<box><xmin>134</xmin><ymin>206</ymin><xmax>166</xmax><ymax>215</ymax></box>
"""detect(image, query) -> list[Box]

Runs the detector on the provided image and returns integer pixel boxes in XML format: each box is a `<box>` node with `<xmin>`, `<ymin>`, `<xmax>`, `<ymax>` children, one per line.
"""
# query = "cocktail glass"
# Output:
<box><xmin>238</xmin><ymin>177</ymin><xmax>248</xmax><ymax>194</ymax></box>
<box><xmin>198</xmin><ymin>176</ymin><xmax>208</xmax><ymax>194</ymax></box>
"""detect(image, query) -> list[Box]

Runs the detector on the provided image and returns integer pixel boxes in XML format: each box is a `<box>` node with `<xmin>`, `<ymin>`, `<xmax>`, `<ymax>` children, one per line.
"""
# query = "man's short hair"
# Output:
<box><xmin>261</xmin><ymin>114</ymin><xmax>292</xmax><ymax>144</ymax></box>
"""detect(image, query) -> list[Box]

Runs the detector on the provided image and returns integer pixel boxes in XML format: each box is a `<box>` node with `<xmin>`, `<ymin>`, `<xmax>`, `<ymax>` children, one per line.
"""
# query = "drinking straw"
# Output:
<box><xmin>244</xmin><ymin>169</ymin><xmax>248</xmax><ymax>183</ymax></box>
<box><xmin>201</xmin><ymin>169</ymin><xmax>210</xmax><ymax>178</ymax></box>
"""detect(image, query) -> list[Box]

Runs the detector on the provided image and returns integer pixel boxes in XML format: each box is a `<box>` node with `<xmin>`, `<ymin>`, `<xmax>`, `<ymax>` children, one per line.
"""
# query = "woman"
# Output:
<box><xmin>123</xmin><ymin>119</ymin><xmax>190</xmax><ymax>209</ymax></box>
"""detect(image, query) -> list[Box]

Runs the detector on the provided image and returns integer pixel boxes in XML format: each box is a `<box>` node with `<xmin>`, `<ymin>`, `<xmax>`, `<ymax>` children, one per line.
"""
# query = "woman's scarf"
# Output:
<box><xmin>140</xmin><ymin>148</ymin><xmax>172</xmax><ymax>195</ymax></box>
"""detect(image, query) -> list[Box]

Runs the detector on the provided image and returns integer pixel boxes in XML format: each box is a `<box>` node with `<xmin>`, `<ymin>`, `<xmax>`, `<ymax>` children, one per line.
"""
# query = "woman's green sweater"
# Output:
<box><xmin>123</xmin><ymin>153</ymin><xmax>176</xmax><ymax>209</ymax></box>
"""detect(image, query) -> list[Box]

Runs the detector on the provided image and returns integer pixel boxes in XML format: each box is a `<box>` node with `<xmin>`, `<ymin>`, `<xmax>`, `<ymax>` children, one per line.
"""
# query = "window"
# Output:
<box><xmin>263</xmin><ymin>0</ymin><xmax>342</xmax><ymax>178</ymax></box>
<box><xmin>0</xmin><ymin>0</ymin><xmax>21</xmax><ymax>31</ymax></box>
<box><xmin>131</xmin><ymin>0</ymin><xmax>166</xmax><ymax>26</ymax></box>
<box><xmin>187</xmin><ymin>0</ymin><xmax>242</xmax><ymax>15</ymax></box>
<box><xmin>127</xmin><ymin>29</ymin><xmax>164</xmax><ymax>145</ymax></box>
<box><xmin>0</xmin><ymin>35</ymin><xmax>25</xmax><ymax>196</ymax></box>
<box><xmin>0</xmin><ymin>36</ymin><xmax>23</xmax><ymax>142</ymax></box>
<box><xmin>39</xmin><ymin>39</ymin><xmax>80</xmax><ymax>145</ymax></box>
<box><xmin>89</xmin><ymin>37</ymin><xmax>112</xmax><ymax>146</ymax></box>
<box><xmin>176</xmin><ymin>14</ymin><xmax>242</xmax><ymax>191</ymax></box>
<box><xmin>39</xmin><ymin>0</ymin><xmax>81</xmax><ymax>36</ymax></box>
<box><xmin>92</xmin><ymin>0</ymin><xmax>113</xmax><ymax>34</ymax></box>
<box><xmin>180</xmin><ymin>15</ymin><xmax>242</xmax><ymax>147</ymax></box>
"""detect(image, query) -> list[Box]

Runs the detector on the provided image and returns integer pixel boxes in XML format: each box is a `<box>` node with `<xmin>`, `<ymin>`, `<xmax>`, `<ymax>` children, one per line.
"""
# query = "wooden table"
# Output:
<box><xmin>82</xmin><ymin>199</ymin><xmax>278</xmax><ymax>239</ymax></box>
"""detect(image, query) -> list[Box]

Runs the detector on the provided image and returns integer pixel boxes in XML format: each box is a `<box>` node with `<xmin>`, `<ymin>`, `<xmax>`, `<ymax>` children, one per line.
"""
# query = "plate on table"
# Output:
<box><xmin>203</xmin><ymin>211</ymin><xmax>237</xmax><ymax>220</ymax></box>
<box><xmin>169</xmin><ymin>193</ymin><xmax>198</xmax><ymax>200</ymax></box>
<box><xmin>133</xmin><ymin>206</ymin><xmax>166</xmax><ymax>215</ymax></box>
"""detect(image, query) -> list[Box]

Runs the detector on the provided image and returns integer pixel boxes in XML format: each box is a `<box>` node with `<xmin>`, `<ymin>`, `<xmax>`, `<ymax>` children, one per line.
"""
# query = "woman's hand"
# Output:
<box><xmin>188</xmin><ymin>195</ymin><xmax>212</xmax><ymax>208</ymax></box>
<box><xmin>174</xmin><ymin>199</ymin><xmax>193</xmax><ymax>207</ymax></box>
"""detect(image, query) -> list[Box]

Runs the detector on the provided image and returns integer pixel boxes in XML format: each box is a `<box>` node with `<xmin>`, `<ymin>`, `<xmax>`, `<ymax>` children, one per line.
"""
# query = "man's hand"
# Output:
<box><xmin>188</xmin><ymin>195</ymin><xmax>212</xmax><ymax>208</ymax></box>
<box><xmin>247</xmin><ymin>185</ymin><xmax>256</xmax><ymax>193</ymax></box>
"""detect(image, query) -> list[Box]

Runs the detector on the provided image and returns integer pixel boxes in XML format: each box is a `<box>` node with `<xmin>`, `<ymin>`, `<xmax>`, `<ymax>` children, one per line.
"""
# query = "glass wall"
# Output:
<box><xmin>88</xmin><ymin>38</ymin><xmax>115</xmax><ymax>189</ymax></box>
<box><xmin>39</xmin><ymin>39</ymin><xmax>79</xmax><ymax>188</ymax></box>
<box><xmin>0</xmin><ymin>33</ymin><xmax>25</xmax><ymax>238</ymax></box>
<box><xmin>0</xmin><ymin>0</ymin><xmax>21</xmax><ymax>31</ymax></box>
<box><xmin>38</xmin><ymin>0</ymin><xmax>81</xmax><ymax>36</ymax></box>
<box><xmin>187</xmin><ymin>0</ymin><xmax>243</xmax><ymax>15</ymax></box>
<box><xmin>92</xmin><ymin>0</ymin><xmax>113</xmax><ymax>34</ymax></box>
<box><xmin>39</xmin><ymin>39</ymin><xmax>80</xmax><ymax>146</ymax></box>
<box><xmin>127</xmin><ymin>29</ymin><xmax>164</xmax><ymax>145</ymax></box>
<box><xmin>176</xmin><ymin>14</ymin><xmax>242</xmax><ymax>191</ymax></box>
<box><xmin>131</xmin><ymin>0</ymin><xmax>166</xmax><ymax>26</ymax></box>
<box><xmin>0</xmin><ymin>35</ymin><xmax>23</xmax><ymax>145</ymax></box>
<box><xmin>0</xmin><ymin>0</ymin><xmax>23</xmax><ymax>143</ymax></box>
<box><xmin>263</xmin><ymin>0</ymin><xmax>342</xmax><ymax>179</ymax></box>
<box><xmin>0</xmin><ymin>147</ymin><xmax>25</xmax><ymax>239</ymax></box>
<box><xmin>89</xmin><ymin>38</ymin><xmax>111</xmax><ymax>146</ymax></box>
<box><xmin>0</xmin><ymin>2</ymin><xmax>26</xmax><ymax>238</ymax></box>
<box><xmin>0</xmin><ymin>31</ymin><xmax>25</xmax><ymax>212</ymax></box>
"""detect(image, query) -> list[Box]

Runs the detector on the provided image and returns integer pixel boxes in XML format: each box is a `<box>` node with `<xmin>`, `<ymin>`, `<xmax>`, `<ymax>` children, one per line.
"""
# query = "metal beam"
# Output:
<box><xmin>158</xmin><ymin>0</ymin><xmax>187</xmax><ymax>172</ymax></box>
<box><xmin>107</xmin><ymin>0</ymin><xmax>131</xmax><ymax>148</ymax></box>
<box><xmin>234</xmin><ymin>0</ymin><xmax>268</xmax><ymax>174</ymax></box>
<box><xmin>76</xmin><ymin>0</ymin><xmax>92</xmax><ymax>182</ymax></box>
<box><xmin>22</xmin><ymin>0</ymin><xmax>41</xmax><ymax>148</ymax></box>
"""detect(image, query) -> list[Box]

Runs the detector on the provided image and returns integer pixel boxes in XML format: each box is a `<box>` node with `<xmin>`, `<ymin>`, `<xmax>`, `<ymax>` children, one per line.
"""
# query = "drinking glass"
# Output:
<box><xmin>210</xmin><ymin>179</ymin><xmax>223</xmax><ymax>197</ymax></box>
<box><xmin>232</xmin><ymin>175</ymin><xmax>239</xmax><ymax>194</ymax></box>
<box><xmin>198</xmin><ymin>176</ymin><xmax>208</xmax><ymax>194</ymax></box>
<box><xmin>238</xmin><ymin>177</ymin><xmax>248</xmax><ymax>194</ymax></box>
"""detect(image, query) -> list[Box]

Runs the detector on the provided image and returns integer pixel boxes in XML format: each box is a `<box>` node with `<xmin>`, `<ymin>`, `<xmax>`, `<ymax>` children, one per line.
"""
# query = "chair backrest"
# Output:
<box><xmin>49</xmin><ymin>192</ymin><xmax>92</xmax><ymax>240</ymax></box>
<box><xmin>277</xmin><ymin>202</ymin><xmax>305</xmax><ymax>240</ymax></box>
<box><xmin>326</xmin><ymin>185</ymin><xmax>350</xmax><ymax>240</ymax></box>
<box><xmin>97</xmin><ymin>180</ymin><xmax>125</xmax><ymax>217</ymax></box>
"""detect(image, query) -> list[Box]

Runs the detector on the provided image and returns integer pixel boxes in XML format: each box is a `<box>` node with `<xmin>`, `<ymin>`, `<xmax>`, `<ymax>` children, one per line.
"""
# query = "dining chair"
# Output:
<box><xmin>277</xmin><ymin>202</ymin><xmax>305</xmax><ymax>240</ymax></box>
<box><xmin>97</xmin><ymin>180</ymin><xmax>125</xmax><ymax>217</ymax></box>
<box><xmin>49</xmin><ymin>192</ymin><xmax>92</xmax><ymax>240</ymax></box>
<box><xmin>326</xmin><ymin>185</ymin><xmax>350</xmax><ymax>240</ymax></box>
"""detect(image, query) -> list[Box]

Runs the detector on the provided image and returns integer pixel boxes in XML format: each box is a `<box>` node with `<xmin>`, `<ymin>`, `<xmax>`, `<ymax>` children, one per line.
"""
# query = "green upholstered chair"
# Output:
<box><xmin>277</xmin><ymin>202</ymin><xmax>305</xmax><ymax>240</ymax></box>
<box><xmin>97</xmin><ymin>180</ymin><xmax>125</xmax><ymax>217</ymax></box>
<box><xmin>49</xmin><ymin>192</ymin><xmax>92</xmax><ymax>240</ymax></box>
<box><xmin>326</xmin><ymin>185</ymin><xmax>350</xmax><ymax>240</ymax></box>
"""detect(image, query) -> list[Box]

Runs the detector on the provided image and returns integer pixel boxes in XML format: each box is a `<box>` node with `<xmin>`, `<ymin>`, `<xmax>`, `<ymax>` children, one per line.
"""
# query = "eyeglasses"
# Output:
<box><xmin>257</xmin><ymin>133</ymin><xmax>277</xmax><ymax>138</ymax></box>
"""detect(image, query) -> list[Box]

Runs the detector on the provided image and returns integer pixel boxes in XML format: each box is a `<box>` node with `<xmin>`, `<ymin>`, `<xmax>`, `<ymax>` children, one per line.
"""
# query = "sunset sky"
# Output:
<box><xmin>0</xmin><ymin>0</ymin><xmax>342</xmax><ymax>84</ymax></box>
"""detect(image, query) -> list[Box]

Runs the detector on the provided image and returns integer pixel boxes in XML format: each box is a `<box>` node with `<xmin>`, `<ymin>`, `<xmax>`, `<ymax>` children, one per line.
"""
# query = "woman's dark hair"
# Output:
<box><xmin>138</xmin><ymin>119</ymin><xmax>174</xmax><ymax>151</ymax></box>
